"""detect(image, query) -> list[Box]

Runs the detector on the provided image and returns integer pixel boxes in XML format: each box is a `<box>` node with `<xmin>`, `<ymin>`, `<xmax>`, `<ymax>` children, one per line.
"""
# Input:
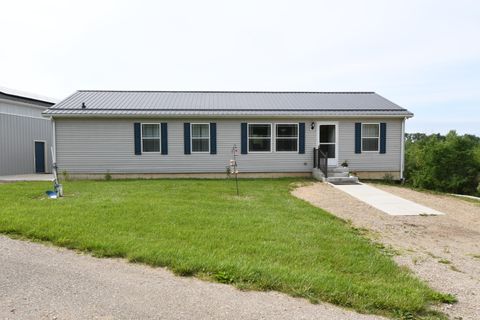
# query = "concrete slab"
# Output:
<box><xmin>330</xmin><ymin>183</ymin><xmax>445</xmax><ymax>216</ymax></box>
<box><xmin>0</xmin><ymin>174</ymin><xmax>54</xmax><ymax>182</ymax></box>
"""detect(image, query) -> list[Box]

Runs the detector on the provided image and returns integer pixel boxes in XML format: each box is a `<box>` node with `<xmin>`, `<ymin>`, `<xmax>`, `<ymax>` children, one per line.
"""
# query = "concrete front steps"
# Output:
<box><xmin>312</xmin><ymin>166</ymin><xmax>359</xmax><ymax>184</ymax></box>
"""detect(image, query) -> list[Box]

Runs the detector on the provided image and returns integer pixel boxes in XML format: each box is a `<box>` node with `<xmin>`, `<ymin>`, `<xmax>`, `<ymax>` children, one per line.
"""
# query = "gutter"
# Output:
<box><xmin>52</xmin><ymin>118</ymin><xmax>57</xmax><ymax>164</ymax></box>
<box><xmin>42</xmin><ymin>113</ymin><xmax>414</xmax><ymax>119</ymax></box>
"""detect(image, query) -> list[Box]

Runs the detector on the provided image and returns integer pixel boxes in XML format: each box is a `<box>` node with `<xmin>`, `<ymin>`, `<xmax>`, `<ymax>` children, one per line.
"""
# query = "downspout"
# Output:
<box><xmin>400</xmin><ymin>117</ymin><xmax>406</xmax><ymax>180</ymax></box>
<box><xmin>52</xmin><ymin>118</ymin><xmax>56</xmax><ymax>164</ymax></box>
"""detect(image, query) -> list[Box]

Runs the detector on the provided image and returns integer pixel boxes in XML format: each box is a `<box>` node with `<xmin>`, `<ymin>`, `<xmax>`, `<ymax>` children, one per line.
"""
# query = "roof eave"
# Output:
<box><xmin>43</xmin><ymin>112</ymin><xmax>414</xmax><ymax>119</ymax></box>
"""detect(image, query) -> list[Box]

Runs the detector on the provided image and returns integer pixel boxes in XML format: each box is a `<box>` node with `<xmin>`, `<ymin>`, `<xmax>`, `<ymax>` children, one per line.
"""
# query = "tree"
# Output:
<box><xmin>405</xmin><ymin>131</ymin><xmax>480</xmax><ymax>195</ymax></box>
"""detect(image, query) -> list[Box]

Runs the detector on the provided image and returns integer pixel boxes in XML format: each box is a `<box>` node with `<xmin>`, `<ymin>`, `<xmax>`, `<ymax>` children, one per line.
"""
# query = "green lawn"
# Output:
<box><xmin>0</xmin><ymin>179</ymin><xmax>453</xmax><ymax>318</ymax></box>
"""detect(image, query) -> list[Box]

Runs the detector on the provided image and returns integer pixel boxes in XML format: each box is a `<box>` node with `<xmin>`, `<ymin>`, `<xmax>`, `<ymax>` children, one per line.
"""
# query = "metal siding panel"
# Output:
<box><xmin>0</xmin><ymin>113</ymin><xmax>52</xmax><ymax>175</ymax></box>
<box><xmin>0</xmin><ymin>100</ymin><xmax>46</xmax><ymax>118</ymax></box>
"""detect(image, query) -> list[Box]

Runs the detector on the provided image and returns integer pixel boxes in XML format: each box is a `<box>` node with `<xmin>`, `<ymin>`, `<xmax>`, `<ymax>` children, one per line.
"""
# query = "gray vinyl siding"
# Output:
<box><xmin>0</xmin><ymin>113</ymin><xmax>53</xmax><ymax>175</ymax></box>
<box><xmin>55</xmin><ymin>118</ymin><xmax>402</xmax><ymax>174</ymax></box>
<box><xmin>338</xmin><ymin>119</ymin><xmax>402</xmax><ymax>171</ymax></box>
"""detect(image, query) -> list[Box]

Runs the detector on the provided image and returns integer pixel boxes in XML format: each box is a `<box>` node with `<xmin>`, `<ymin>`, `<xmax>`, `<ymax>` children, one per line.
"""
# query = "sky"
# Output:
<box><xmin>1</xmin><ymin>0</ymin><xmax>479</xmax><ymax>135</ymax></box>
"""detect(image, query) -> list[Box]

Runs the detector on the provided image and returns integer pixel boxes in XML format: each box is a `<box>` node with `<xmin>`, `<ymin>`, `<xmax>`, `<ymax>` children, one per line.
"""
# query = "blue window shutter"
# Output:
<box><xmin>210</xmin><ymin>123</ymin><xmax>217</xmax><ymax>154</ymax></box>
<box><xmin>134</xmin><ymin>122</ymin><xmax>141</xmax><ymax>155</ymax></box>
<box><xmin>355</xmin><ymin>123</ymin><xmax>362</xmax><ymax>154</ymax></box>
<box><xmin>184</xmin><ymin>123</ymin><xmax>191</xmax><ymax>154</ymax></box>
<box><xmin>241</xmin><ymin>123</ymin><xmax>248</xmax><ymax>154</ymax></box>
<box><xmin>380</xmin><ymin>122</ymin><xmax>387</xmax><ymax>154</ymax></box>
<box><xmin>161</xmin><ymin>123</ymin><xmax>168</xmax><ymax>155</ymax></box>
<box><xmin>298</xmin><ymin>122</ymin><xmax>305</xmax><ymax>154</ymax></box>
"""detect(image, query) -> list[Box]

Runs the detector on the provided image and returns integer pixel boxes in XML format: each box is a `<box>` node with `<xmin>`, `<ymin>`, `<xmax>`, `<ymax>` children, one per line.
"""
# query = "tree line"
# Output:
<box><xmin>404</xmin><ymin>131</ymin><xmax>480</xmax><ymax>196</ymax></box>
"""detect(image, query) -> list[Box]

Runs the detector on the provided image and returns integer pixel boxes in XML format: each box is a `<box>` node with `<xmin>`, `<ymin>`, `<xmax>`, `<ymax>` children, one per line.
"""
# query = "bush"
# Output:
<box><xmin>405</xmin><ymin>131</ymin><xmax>480</xmax><ymax>195</ymax></box>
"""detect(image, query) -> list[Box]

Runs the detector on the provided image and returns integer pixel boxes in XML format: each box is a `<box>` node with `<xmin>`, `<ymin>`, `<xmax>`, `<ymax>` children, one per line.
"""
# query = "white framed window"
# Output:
<box><xmin>362</xmin><ymin>123</ymin><xmax>380</xmax><ymax>152</ymax></box>
<box><xmin>275</xmin><ymin>123</ymin><xmax>298</xmax><ymax>152</ymax></box>
<box><xmin>191</xmin><ymin>123</ymin><xmax>210</xmax><ymax>153</ymax></box>
<box><xmin>248</xmin><ymin>123</ymin><xmax>272</xmax><ymax>152</ymax></box>
<box><xmin>142</xmin><ymin>123</ymin><xmax>161</xmax><ymax>153</ymax></box>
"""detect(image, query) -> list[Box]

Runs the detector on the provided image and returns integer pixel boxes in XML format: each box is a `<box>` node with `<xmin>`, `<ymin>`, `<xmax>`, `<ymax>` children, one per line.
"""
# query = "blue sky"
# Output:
<box><xmin>1</xmin><ymin>0</ymin><xmax>479</xmax><ymax>135</ymax></box>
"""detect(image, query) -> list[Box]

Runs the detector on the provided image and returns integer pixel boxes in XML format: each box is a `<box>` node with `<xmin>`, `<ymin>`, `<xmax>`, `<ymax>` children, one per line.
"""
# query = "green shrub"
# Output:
<box><xmin>405</xmin><ymin>131</ymin><xmax>480</xmax><ymax>195</ymax></box>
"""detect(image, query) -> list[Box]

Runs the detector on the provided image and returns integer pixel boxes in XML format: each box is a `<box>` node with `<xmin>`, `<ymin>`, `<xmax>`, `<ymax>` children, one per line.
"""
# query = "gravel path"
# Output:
<box><xmin>292</xmin><ymin>183</ymin><xmax>480</xmax><ymax>320</ymax></box>
<box><xmin>0</xmin><ymin>236</ymin><xmax>385</xmax><ymax>320</ymax></box>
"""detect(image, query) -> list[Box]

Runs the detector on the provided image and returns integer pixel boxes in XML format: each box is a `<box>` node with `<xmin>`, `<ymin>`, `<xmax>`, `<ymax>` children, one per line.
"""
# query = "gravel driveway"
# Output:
<box><xmin>293</xmin><ymin>183</ymin><xmax>480</xmax><ymax>320</ymax></box>
<box><xmin>0</xmin><ymin>236</ymin><xmax>385</xmax><ymax>320</ymax></box>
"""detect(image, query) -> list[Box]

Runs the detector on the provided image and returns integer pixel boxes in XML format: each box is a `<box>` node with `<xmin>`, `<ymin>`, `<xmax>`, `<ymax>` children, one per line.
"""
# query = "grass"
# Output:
<box><xmin>0</xmin><ymin>179</ymin><xmax>454</xmax><ymax>319</ymax></box>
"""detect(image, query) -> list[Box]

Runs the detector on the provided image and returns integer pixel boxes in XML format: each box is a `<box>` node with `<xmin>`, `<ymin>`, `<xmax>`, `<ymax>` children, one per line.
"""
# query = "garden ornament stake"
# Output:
<box><xmin>46</xmin><ymin>146</ymin><xmax>63</xmax><ymax>199</ymax></box>
<box><xmin>230</xmin><ymin>145</ymin><xmax>240</xmax><ymax>196</ymax></box>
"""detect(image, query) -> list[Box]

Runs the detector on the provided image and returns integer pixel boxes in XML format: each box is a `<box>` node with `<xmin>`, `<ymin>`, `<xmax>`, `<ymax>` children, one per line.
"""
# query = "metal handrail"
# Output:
<box><xmin>313</xmin><ymin>146</ymin><xmax>328</xmax><ymax>178</ymax></box>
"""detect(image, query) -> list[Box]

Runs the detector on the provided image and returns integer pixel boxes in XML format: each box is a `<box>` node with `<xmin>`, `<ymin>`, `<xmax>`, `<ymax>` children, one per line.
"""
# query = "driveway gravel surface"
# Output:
<box><xmin>293</xmin><ymin>182</ymin><xmax>480</xmax><ymax>320</ymax></box>
<box><xmin>0</xmin><ymin>236</ymin><xmax>385</xmax><ymax>320</ymax></box>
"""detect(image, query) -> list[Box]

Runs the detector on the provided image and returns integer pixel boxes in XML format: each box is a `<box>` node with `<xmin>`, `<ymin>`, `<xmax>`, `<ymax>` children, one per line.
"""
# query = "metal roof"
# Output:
<box><xmin>0</xmin><ymin>86</ymin><xmax>58</xmax><ymax>105</ymax></box>
<box><xmin>44</xmin><ymin>91</ymin><xmax>413</xmax><ymax>117</ymax></box>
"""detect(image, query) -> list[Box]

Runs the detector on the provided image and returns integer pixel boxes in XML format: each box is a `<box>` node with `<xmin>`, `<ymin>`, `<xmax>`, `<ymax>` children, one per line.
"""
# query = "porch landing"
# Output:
<box><xmin>330</xmin><ymin>183</ymin><xmax>445</xmax><ymax>216</ymax></box>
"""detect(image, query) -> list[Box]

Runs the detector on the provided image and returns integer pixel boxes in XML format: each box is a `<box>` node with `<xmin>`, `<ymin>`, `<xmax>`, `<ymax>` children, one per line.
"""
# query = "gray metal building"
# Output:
<box><xmin>0</xmin><ymin>87</ymin><xmax>57</xmax><ymax>175</ymax></box>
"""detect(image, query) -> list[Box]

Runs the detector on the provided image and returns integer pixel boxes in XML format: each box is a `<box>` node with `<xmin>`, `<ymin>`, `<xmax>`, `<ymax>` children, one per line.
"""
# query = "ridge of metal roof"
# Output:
<box><xmin>76</xmin><ymin>90</ymin><xmax>376</xmax><ymax>94</ymax></box>
<box><xmin>47</xmin><ymin>108</ymin><xmax>405</xmax><ymax>112</ymax></box>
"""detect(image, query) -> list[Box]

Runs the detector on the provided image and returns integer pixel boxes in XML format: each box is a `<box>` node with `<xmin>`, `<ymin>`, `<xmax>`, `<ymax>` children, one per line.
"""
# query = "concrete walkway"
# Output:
<box><xmin>330</xmin><ymin>183</ymin><xmax>445</xmax><ymax>216</ymax></box>
<box><xmin>0</xmin><ymin>174</ymin><xmax>54</xmax><ymax>182</ymax></box>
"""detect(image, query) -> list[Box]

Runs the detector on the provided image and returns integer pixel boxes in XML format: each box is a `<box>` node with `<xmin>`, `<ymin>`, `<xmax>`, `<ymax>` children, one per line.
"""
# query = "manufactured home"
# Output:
<box><xmin>0</xmin><ymin>87</ymin><xmax>56</xmax><ymax>175</ymax></box>
<box><xmin>43</xmin><ymin>91</ymin><xmax>412</xmax><ymax>180</ymax></box>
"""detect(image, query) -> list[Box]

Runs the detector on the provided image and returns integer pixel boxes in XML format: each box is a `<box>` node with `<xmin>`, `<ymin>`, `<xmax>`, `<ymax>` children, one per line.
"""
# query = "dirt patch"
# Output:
<box><xmin>292</xmin><ymin>183</ymin><xmax>480</xmax><ymax>320</ymax></box>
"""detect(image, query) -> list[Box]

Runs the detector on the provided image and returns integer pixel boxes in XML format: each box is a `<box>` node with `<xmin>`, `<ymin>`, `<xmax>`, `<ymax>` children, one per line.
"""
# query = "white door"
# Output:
<box><xmin>316</xmin><ymin>122</ymin><xmax>338</xmax><ymax>166</ymax></box>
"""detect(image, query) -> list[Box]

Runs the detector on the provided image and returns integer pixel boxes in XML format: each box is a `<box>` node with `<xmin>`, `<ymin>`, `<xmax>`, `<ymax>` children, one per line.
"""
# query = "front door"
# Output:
<box><xmin>317</xmin><ymin>122</ymin><xmax>338</xmax><ymax>166</ymax></box>
<box><xmin>34</xmin><ymin>141</ymin><xmax>46</xmax><ymax>173</ymax></box>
